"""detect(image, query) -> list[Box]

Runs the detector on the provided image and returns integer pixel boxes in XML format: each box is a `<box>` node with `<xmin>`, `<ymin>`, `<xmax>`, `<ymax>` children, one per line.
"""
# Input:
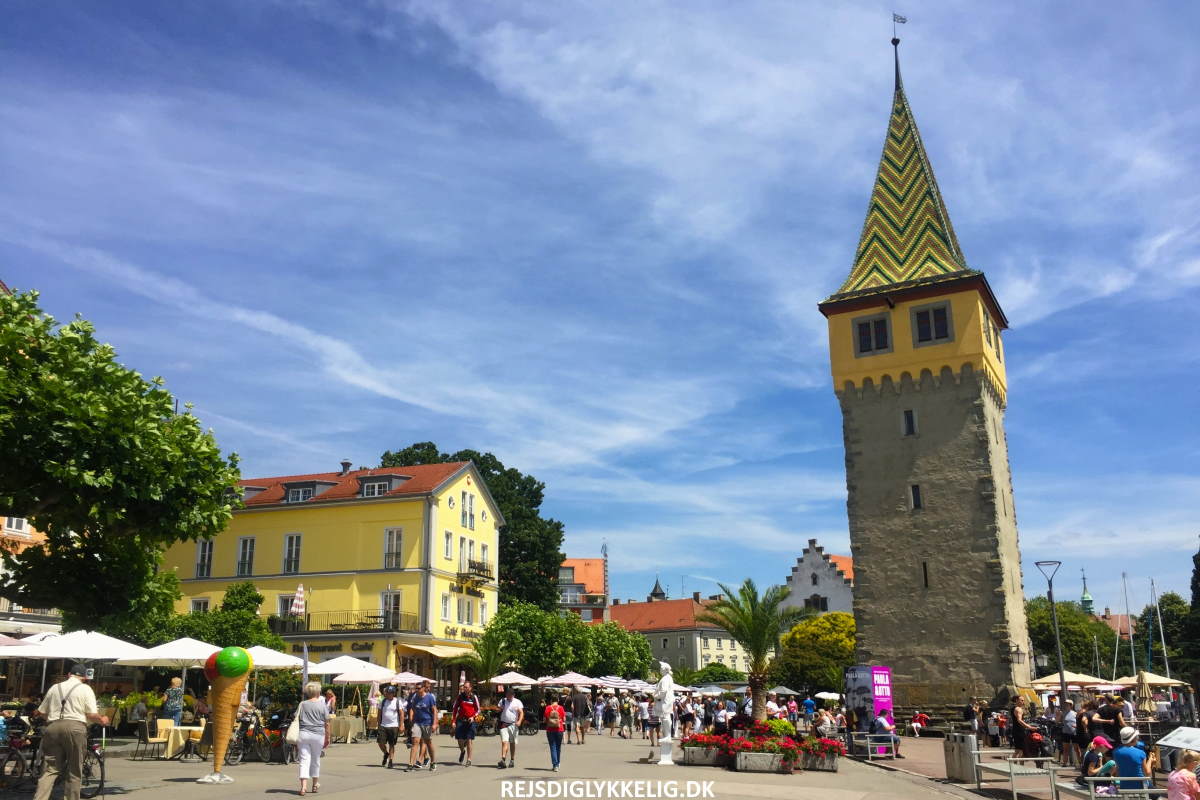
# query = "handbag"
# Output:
<box><xmin>286</xmin><ymin>708</ymin><xmax>301</xmax><ymax>746</ymax></box>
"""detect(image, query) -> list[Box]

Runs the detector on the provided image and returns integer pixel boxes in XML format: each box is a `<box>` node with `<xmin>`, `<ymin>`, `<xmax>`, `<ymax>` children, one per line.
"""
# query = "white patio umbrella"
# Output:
<box><xmin>815</xmin><ymin>691</ymin><xmax>842</xmax><ymax>701</ymax></box>
<box><xmin>244</xmin><ymin>645</ymin><xmax>319</xmax><ymax>671</ymax></box>
<box><xmin>3</xmin><ymin>630</ymin><xmax>149</xmax><ymax>661</ymax></box>
<box><xmin>331</xmin><ymin>662</ymin><xmax>396</xmax><ymax>684</ymax></box>
<box><xmin>488</xmin><ymin>670</ymin><xmax>536</xmax><ymax>687</ymax></box>
<box><xmin>391</xmin><ymin>670</ymin><xmax>435</xmax><ymax>685</ymax></box>
<box><xmin>115</xmin><ymin>637</ymin><xmax>219</xmax><ymax>670</ymax></box>
<box><xmin>305</xmin><ymin>655</ymin><xmax>379</xmax><ymax>675</ymax></box>
<box><xmin>539</xmin><ymin>671</ymin><xmax>601</xmax><ymax>686</ymax></box>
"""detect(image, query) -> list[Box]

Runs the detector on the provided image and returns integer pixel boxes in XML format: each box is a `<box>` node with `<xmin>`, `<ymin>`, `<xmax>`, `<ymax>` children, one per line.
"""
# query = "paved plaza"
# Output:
<box><xmin>7</xmin><ymin>732</ymin><xmax>1037</xmax><ymax>800</ymax></box>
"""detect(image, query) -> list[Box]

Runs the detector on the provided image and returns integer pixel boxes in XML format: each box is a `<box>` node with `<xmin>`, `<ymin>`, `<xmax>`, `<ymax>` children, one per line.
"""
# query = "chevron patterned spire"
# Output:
<box><xmin>834</xmin><ymin>40</ymin><xmax>969</xmax><ymax>297</ymax></box>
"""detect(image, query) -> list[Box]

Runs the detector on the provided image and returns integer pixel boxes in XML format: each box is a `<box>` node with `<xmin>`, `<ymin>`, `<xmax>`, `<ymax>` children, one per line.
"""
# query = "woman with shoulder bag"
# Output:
<box><xmin>296</xmin><ymin>682</ymin><xmax>330</xmax><ymax>796</ymax></box>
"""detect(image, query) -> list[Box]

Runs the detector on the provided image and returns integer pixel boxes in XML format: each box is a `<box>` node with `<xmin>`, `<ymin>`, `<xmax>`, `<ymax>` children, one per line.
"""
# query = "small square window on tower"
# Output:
<box><xmin>853</xmin><ymin>312</ymin><xmax>892</xmax><ymax>356</ymax></box>
<box><xmin>911</xmin><ymin>302</ymin><xmax>953</xmax><ymax>347</ymax></box>
<box><xmin>910</xmin><ymin>484</ymin><xmax>924</xmax><ymax>510</ymax></box>
<box><xmin>902</xmin><ymin>409</ymin><xmax>917</xmax><ymax>436</ymax></box>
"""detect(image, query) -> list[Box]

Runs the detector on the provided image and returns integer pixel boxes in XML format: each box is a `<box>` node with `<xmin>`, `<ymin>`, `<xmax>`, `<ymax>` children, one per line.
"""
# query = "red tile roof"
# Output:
<box><xmin>828</xmin><ymin>555</ymin><xmax>854</xmax><ymax>584</ymax></box>
<box><xmin>1097</xmin><ymin>612</ymin><xmax>1136</xmax><ymax>639</ymax></box>
<box><xmin>561</xmin><ymin>558</ymin><xmax>606</xmax><ymax>595</ymax></box>
<box><xmin>608</xmin><ymin>598</ymin><xmax>718</xmax><ymax>632</ymax></box>
<box><xmin>238</xmin><ymin>462</ymin><xmax>467</xmax><ymax>507</ymax></box>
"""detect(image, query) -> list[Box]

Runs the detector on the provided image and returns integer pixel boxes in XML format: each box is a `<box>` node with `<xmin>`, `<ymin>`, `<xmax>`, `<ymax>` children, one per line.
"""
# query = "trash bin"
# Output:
<box><xmin>943</xmin><ymin>732</ymin><xmax>977</xmax><ymax>781</ymax></box>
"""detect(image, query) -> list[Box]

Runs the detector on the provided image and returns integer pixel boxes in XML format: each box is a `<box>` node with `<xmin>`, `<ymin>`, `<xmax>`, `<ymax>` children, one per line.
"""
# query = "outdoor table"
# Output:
<box><xmin>162</xmin><ymin>725</ymin><xmax>204</xmax><ymax>759</ymax></box>
<box><xmin>328</xmin><ymin>716</ymin><xmax>364</xmax><ymax>743</ymax></box>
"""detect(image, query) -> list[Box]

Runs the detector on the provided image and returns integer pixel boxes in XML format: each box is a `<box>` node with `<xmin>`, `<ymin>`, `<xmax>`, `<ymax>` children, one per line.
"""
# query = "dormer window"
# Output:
<box><xmin>363</xmin><ymin>481</ymin><xmax>389</xmax><ymax>498</ymax></box>
<box><xmin>288</xmin><ymin>487</ymin><xmax>313</xmax><ymax>503</ymax></box>
<box><xmin>242</xmin><ymin>486</ymin><xmax>267</xmax><ymax>501</ymax></box>
<box><xmin>354</xmin><ymin>473</ymin><xmax>409</xmax><ymax>498</ymax></box>
<box><xmin>282</xmin><ymin>479</ymin><xmax>336</xmax><ymax>503</ymax></box>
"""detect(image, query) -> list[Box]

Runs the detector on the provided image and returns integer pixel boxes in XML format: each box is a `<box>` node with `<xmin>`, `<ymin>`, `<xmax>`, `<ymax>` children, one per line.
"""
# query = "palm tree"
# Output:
<box><xmin>697</xmin><ymin>578</ymin><xmax>809</xmax><ymax>721</ymax></box>
<box><xmin>444</xmin><ymin>629</ymin><xmax>510</xmax><ymax>702</ymax></box>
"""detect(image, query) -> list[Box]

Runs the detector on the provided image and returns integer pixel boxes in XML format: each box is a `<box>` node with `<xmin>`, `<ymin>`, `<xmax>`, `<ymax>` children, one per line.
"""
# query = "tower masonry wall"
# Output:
<box><xmin>840</xmin><ymin>364</ymin><xmax>1031</xmax><ymax>708</ymax></box>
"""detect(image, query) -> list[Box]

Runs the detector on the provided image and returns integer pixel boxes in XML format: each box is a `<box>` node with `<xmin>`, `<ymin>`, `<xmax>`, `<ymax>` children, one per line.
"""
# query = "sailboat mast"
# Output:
<box><xmin>1122</xmin><ymin>572</ymin><xmax>1137</xmax><ymax>674</ymax></box>
<box><xmin>1152</xmin><ymin>578</ymin><xmax>1171</xmax><ymax>678</ymax></box>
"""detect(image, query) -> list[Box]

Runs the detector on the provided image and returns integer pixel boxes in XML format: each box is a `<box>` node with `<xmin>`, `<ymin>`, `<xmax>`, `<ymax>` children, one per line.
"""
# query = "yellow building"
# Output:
<box><xmin>161</xmin><ymin>460</ymin><xmax>502</xmax><ymax>677</ymax></box>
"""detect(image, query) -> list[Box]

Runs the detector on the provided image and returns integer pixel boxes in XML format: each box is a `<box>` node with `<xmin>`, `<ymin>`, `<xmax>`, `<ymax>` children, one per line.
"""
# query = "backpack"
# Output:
<box><xmin>548</xmin><ymin>706</ymin><xmax>561</xmax><ymax>727</ymax></box>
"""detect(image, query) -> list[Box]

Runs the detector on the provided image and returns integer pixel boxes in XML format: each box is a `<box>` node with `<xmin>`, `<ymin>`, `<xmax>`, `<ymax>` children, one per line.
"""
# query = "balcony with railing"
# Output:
<box><xmin>266</xmin><ymin>609</ymin><xmax>421</xmax><ymax>635</ymax></box>
<box><xmin>559</xmin><ymin>591</ymin><xmax>606</xmax><ymax>606</ymax></box>
<box><xmin>457</xmin><ymin>558</ymin><xmax>493</xmax><ymax>582</ymax></box>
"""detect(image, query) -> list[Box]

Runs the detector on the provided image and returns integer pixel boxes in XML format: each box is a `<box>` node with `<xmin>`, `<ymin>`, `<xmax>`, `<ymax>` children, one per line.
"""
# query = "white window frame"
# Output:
<box><xmin>287</xmin><ymin>487</ymin><xmax>313</xmax><ymax>503</ymax></box>
<box><xmin>282</xmin><ymin>533</ymin><xmax>301</xmax><ymax>574</ymax></box>
<box><xmin>468</xmin><ymin>540</ymin><xmax>475</xmax><ymax>563</ymax></box>
<box><xmin>195</xmin><ymin>539</ymin><xmax>214</xmax><ymax>579</ymax></box>
<box><xmin>716</xmin><ymin>639</ymin><xmax>723</xmax><ymax>650</ymax></box>
<box><xmin>466</xmin><ymin>598</ymin><xmax>474</xmax><ymax>625</ymax></box>
<box><xmin>457</xmin><ymin>597</ymin><xmax>465</xmax><ymax>624</ymax></box>
<box><xmin>461</xmin><ymin>491</ymin><xmax>468</xmax><ymax>527</ymax></box>
<box><xmin>363</xmin><ymin>481</ymin><xmax>389</xmax><ymax>497</ymax></box>
<box><xmin>444</xmin><ymin>530</ymin><xmax>453</xmax><ymax>559</ymax></box>
<box><xmin>459</xmin><ymin>536</ymin><xmax>467</xmax><ymax>571</ymax></box>
<box><xmin>4</xmin><ymin>517</ymin><xmax>26</xmax><ymax>533</ymax></box>
<box><xmin>468</xmin><ymin>494</ymin><xmax>475</xmax><ymax>530</ymax></box>
<box><xmin>191</xmin><ymin>598</ymin><xmax>210</xmax><ymax>614</ymax></box>
<box><xmin>236</xmin><ymin>537</ymin><xmax>255</xmax><ymax>576</ymax></box>
<box><xmin>441</xmin><ymin>593</ymin><xmax>451</xmax><ymax>621</ymax></box>
<box><xmin>381</xmin><ymin>590</ymin><xmax>403</xmax><ymax>627</ymax></box>
<box><xmin>481</xmin><ymin>600</ymin><xmax>488</xmax><ymax>625</ymax></box>
<box><xmin>481</xmin><ymin>543</ymin><xmax>489</xmax><ymax>567</ymax></box>
<box><xmin>278</xmin><ymin>594</ymin><xmax>295</xmax><ymax>616</ymax></box>
<box><xmin>678</xmin><ymin>636</ymin><xmax>685</xmax><ymax>649</ymax></box>
<box><xmin>384</xmin><ymin>527</ymin><xmax>403</xmax><ymax>568</ymax></box>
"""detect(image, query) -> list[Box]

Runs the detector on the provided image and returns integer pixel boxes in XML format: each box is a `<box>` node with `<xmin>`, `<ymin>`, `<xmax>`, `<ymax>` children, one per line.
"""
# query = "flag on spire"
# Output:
<box><xmin>893</xmin><ymin>13</ymin><xmax>907</xmax><ymax>23</ymax></box>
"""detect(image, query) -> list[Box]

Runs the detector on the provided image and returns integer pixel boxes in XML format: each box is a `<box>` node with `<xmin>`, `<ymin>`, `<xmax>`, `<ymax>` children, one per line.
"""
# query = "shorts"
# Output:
<box><xmin>499</xmin><ymin>724</ymin><xmax>519</xmax><ymax>743</ymax></box>
<box><xmin>379</xmin><ymin>726</ymin><xmax>399</xmax><ymax>746</ymax></box>
<box><xmin>455</xmin><ymin>720</ymin><xmax>477</xmax><ymax>740</ymax></box>
<box><xmin>411</xmin><ymin>723</ymin><xmax>434</xmax><ymax>740</ymax></box>
<box><xmin>680</xmin><ymin>713</ymin><xmax>694</xmax><ymax>725</ymax></box>
<box><xmin>647</xmin><ymin>720</ymin><xmax>661</xmax><ymax>730</ymax></box>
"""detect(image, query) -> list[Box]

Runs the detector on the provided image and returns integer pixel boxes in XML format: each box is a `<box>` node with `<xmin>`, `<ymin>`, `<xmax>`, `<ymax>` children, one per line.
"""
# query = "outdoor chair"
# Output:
<box><xmin>194</xmin><ymin>720</ymin><xmax>214</xmax><ymax>761</ymax></box>
<box><xmin>133</xmin><ymin>720</ymin><xmax>166</xmax><ymax>760</ymax></box>
<box><xmin>179</xmin><ymin>718</ymin><xmax>207</xmax><ymax>761</ymax></box>
<box><xmin>155</xmin><ymin>717</ymin><xmax>175</xmax><ymax>739</ymax></box>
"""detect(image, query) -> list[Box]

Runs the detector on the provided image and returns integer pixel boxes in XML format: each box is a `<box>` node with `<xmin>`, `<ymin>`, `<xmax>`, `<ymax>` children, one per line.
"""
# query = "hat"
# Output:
<box><xmin>383</xmin><ymin>684</ymin><xmax>397</xmax><ymax>693</ymax></box>
<box><xmin>69</xmin><ymin>663</ymin><xmax>93</xmax><ymax>679</ymax></box>
<box><xmin>1120</xmin><ymin>726</ymin><xmax>1138</xmax><ymax>745</ymax></box>
<box><xmin>1091</xmin><ymin>736</ymin><xmax>1111</xmax><ymax>750</ymax></box>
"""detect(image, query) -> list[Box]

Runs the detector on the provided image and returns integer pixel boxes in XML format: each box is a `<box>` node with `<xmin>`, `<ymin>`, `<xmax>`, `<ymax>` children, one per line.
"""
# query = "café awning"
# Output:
<box><xmin>396</xmin><ymin>643</ymin><xmax>468</xmax><ymax>659</ymax></box>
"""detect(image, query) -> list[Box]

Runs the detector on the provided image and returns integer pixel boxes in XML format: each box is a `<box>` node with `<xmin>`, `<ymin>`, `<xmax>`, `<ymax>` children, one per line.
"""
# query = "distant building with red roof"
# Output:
<box><xmin>558</xmin><ymin>556</ymin><xmax>608</xmax><ymax>621</ymax></box>
<box><xmin>606</xmin><ymin>584</ymin><xmax>749</xmax><ymax>672</ymax></box>
<box><xmin>783</xmin><ymin>538</ymin><xmax>854</xmax><ymax>615</ymax></box>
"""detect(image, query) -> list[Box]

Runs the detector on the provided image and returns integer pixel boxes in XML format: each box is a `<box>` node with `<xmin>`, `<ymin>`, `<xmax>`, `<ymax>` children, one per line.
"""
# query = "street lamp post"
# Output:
<box><xmin>1036</xmin><ymin>560</ymin><xmax>1069</xmax><ymax>714</ymax></box>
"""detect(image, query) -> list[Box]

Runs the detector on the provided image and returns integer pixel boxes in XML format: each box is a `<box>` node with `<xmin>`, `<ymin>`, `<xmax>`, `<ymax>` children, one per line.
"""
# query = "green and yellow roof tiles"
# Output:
<box><xmin>832</xmin><ymin>79</ymin><xmax>967</xmax><ymax>298</ymax></box>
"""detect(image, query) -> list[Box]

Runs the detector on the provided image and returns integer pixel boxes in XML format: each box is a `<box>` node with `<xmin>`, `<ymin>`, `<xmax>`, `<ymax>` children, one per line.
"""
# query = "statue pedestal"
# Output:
<box><xmin>657</xmin><ymin>739</ymin><xmax>674</xmax><ymax>765</ymax></box>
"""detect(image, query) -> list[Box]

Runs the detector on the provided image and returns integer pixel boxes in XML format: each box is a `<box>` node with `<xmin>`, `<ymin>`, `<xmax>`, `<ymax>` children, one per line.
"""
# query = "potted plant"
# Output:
<box><xmin>799</xmin><ymin>736</ymin><xmax>845</xmax><ymax>772</ymax></box>
<box><xmin>679</xmin><ymin>733</ymin><xmax>730</xmax><ymax>767</ymax></box>
<box><xmin>722</xmin><ymin>723</ymin><xmax>799</xmax><ymax>773</ymax></box>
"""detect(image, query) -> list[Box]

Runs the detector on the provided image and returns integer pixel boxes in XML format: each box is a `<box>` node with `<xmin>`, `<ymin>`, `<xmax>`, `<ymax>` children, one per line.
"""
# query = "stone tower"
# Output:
<box><xmin>817</xmin><ymin>39</ymin><xmax>1031</xmax><ymax>708</ymax></box>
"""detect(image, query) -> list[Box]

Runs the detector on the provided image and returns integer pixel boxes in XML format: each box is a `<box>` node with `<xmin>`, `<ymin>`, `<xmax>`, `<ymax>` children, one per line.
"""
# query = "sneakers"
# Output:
<box><xmin>509</xmin><ymin>760</ymin><xmax>515</xmax><ymax>769</ymax></box>
<box><xmin>465</xmin><ymin>759</ymin><xmax>472</xmax><ymax>766</ymax></box>
<box><xmin>382</xmin><ymin>753</ymin><xmax>389</xmax><ymax>766</ymax></box>
<box><xmin>497</xmin><ymin>759</ymin><xmax>507</xmax><ymax>769</ymax></box>
<box><xmin>430</xmin><ymin>763</ymin><xmax>438</xmax><ymax>772</ymax></box>
<box><xmin>552</xmin><ymin>765</ymin><xmax>559</xmax><ymax>772</ymax></box>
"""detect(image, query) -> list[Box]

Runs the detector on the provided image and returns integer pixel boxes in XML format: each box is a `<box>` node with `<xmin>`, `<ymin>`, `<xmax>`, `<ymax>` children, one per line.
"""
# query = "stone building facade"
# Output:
<box><xmin>783</xmin><ymin>538</ymin><xmax>854</xmax><ymax>615</ymax></box>
<box><xmin>817</xmin><ymin>41</ymin><xmax>1031</xmax><ymax>707</ymax></box>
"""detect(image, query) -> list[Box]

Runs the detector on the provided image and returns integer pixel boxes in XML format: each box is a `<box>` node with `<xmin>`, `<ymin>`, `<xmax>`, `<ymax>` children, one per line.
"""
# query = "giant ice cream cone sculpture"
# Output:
<box><xmin>205</xmin><ymin>646</ymin><xmax>253</xmax><ymax>774</ymax></box>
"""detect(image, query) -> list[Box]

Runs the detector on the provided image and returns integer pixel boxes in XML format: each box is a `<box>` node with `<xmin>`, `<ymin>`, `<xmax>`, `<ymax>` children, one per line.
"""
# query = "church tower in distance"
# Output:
<box><xmin>818</xmin><ymin>40</ymin><xmax>1031</xmax><ymax>707</ymax></box>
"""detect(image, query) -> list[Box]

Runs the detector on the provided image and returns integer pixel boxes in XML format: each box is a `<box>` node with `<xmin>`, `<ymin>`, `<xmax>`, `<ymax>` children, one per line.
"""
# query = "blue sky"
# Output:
<box><xmin>4</xmin><ymin>2</ymin><xmax>1199</xmax><ymax>625</ymax></box>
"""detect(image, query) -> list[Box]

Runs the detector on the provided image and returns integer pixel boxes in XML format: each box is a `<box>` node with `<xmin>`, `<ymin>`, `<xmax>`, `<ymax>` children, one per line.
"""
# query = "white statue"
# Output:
<box><xmin>652</xmin><ymin>661</ymin><xmax>675</xmax><ymax>765</ymax></box>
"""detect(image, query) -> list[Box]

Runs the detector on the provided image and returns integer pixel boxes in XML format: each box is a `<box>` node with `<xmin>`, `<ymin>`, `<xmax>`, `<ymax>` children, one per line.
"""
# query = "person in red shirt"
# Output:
<box><xmin>452</xmin><ymin>681</ymin><xmax>481</xmax><ymax>766</ymax></box>
<box><xmin>910</xmin><ymin>711</ymin><xmax>931</xmax><ymax>737</ymax></box>
<box><xmin>543</xmin><ymin>692</ymin><xmax>567</xmax><ymax>772</ymax></box>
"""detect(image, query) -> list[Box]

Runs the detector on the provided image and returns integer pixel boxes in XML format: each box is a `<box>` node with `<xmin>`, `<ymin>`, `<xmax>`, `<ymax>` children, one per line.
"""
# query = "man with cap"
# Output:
<box><xmin>34</xmin><ymin>664</ymin><xmax>108</xmax><ymax>800</ymax></box>
<box><xmin>376</xmin><ymin>684</ymin><xmax>405</xmax><ymax>768</ymax></box>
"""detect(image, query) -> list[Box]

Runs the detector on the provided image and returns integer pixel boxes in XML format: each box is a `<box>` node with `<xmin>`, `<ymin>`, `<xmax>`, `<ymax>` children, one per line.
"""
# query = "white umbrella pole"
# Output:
<box><xmin>40</xmin><ymin>660</ymin><xmax>48</xmax><ymax>692</ymax></box>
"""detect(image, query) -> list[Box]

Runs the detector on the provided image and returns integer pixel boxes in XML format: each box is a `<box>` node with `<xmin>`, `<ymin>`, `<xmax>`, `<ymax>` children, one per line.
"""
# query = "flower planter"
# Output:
<box><xmin>734</xmin><ymin>752</ymin><xmax>784</xmax><ymax>773</ymax></box>
<box><xmin>801</xmin><ymin>753</ymin><xmax>839</xmax><ymax>772</ymax></box>
<box><xmin>681</xmin><ymin>747</ymin><xmax>727</xmax><ymax>767</ymax></box>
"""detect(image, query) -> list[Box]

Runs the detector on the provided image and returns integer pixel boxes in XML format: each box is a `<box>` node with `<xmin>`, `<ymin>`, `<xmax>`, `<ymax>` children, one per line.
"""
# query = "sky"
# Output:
<box><xmin>4</xmin><ymin>1</ymin><xmax>1199</xmax><ymax>627</ymax></box>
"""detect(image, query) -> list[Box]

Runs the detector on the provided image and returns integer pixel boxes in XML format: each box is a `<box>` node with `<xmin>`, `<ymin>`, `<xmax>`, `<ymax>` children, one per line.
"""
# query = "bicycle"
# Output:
<box><xmin>0</xmin><ymin>723</ymin><xmax>102</xmax><ymax>797</ymax></box>
<box><xmin>225</xmin><ymin>710</ymin><xmax>272</xmax><ymax>765</ymax></box>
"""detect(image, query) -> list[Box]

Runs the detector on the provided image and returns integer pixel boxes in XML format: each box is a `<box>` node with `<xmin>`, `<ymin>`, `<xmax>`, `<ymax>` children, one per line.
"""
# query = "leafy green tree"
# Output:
<box><xmin>666</xmin><ymin>663</ymin><xmax>701</xmax><ymax>688</ymax></box>
<box><xmin>487</xmin><ymin>601</ymin><xmax>593</xmax><ymax>678</ymax></box>
<box><xmin>445</xmin><ymin>629</ymin><xmax>511</xmax><ymax>701</ymax></box>
<box><xmin>1026</xmin><ymin>597</ymin><xmax>1117</xmax><ymax>677</ymax></box>
<box><xmin>0</xmin><ymin>289</ymin><xmax>241</xmax><ymax>630</ymax></box>
<box><xmin>586</xmin><ymin>621</ymin><xmax>652</xmax><ymax>678</ymax></box>
<box><xmin>380</xmin><ymin>442</ymin><xmax>564</xmax><ymax>609</ymax></box>
<box><xmin>88</xmin><ymin>568</ymin><xmax>183</xmax><ymax>646</ymax></box>
<box><xmin>693</xmin><ymin>663</ymin><xmax>745</xmax><ymax>684</ymax></box>
<box><xmin>770</xmin><ymin>611</ymin><xmax>854</xmax><ymax>694</ymax></box>
<box><xmin>696</xmin><ymin>579</ymin><xmax>807</xmax><ymax>721</ymax></box>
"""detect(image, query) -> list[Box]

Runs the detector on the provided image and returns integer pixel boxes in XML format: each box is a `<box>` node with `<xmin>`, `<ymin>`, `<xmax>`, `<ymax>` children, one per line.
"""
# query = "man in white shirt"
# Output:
<box><xmin>35</xmin><ymin>664</ymin><xmax>108</xmax><ymax>800</ymax></box>
<box><xmin>765</xmin><ymin>693</ymin><xmax>780</xmax><ymax>720</ymax></box>
<box><xmin>496</xmin><ymin>687</ymin><xmax>524</xmax><ymax>769</ymax></box>
<box><xmin>376</xmin><ymin>685</ymin><xmax>405</xmax><ymax>768</ymax></box>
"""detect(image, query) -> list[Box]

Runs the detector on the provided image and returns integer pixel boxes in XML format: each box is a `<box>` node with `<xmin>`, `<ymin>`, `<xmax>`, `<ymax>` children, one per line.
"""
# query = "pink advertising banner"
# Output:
<box><xmin>870</xmin><ymin>666</ymin><xmax>893</xmax><ymax>717</ymax></box>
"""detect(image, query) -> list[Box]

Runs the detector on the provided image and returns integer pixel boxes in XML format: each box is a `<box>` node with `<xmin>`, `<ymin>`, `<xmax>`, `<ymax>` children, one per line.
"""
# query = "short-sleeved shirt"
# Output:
<box><xmin>1112</xmin><ymin>745</ymin><xmax>1150</xmax><ymax>789</ymax></box>
<box><xmin>298</xmin><ymin>698</ymin><xmax>328</xmax><ymax>734</ymax></box>
<box><xmin>39</xmin><ymin>677</ymin><xmax>98</xmax><ymax>724</ymax></box>
<box><xmin>1168</xmin><ymin>768</ymin><xmax>1200</xmax><ymax>800</ymax></box>
<box><xmin>544</xmin><ymin>703</ymin><xmax>566</xmax><ymax>732</ymax></box>
<box><xmin>410</xmin><ymin>693</ymin><xmax>437</xmax><ymax>726</ymax></box>
<box><xmin>572</xmin><ymin>693</ymin><xmax>590</xmax><ymax>717</ymax></box>
<box><xmin>379</xmin><ymin>696</ymin><xmax>404</xmax><ymax>728</ymax></box>
<box><xmin>803</xmin><ymin>699</ymin><xmax>816</xmax><ymax>714</ymax></box>
<box><xmin>453</xmin><ymin>694</ymin><xmax>480</xmax><ymax>722</ymax></box>
<box><xmin>163</xmin><ymin>687</ymin><xmax>185</xmax><ymax>713</ymax></box>
<box><xmin>499</xmin><ymin>697</ymin><xmax>524</xmax><ymax>724</ymax></box>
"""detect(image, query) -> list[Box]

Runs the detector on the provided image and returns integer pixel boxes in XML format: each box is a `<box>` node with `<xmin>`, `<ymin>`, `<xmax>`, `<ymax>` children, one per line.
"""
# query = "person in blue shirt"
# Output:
<box><xmin>405</xmin><ymin>682</ymin><xmax>439</xmax><ymax>773</ymax></box>
<box><xmin>803</xmin><ymin>696</ymin><xmax>817</xmax><ymax>730</ymax></box>
<box><xmin>1111</xmin><ymin>726</ymin><xmax>1156</xmax><ymax>790</ymax></box>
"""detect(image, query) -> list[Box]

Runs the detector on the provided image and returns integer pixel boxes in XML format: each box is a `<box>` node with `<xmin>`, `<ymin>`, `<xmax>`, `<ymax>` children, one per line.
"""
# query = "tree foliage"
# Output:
<box><xmin>444</xmin><ymin>629</ymin><xmax>512</xmax><ymax>700</ymax></box>
<box><xmin>692</xmin><ymin>662</ymin><xmax>745</xmax><ymax>684</ymax></box>
<box><xmin>380</xmin><ymin>442</ymin><xmax>564</xmax><ymax>610</ymax></box>
<box><xmin>1135</xmin><ymin>591</ymin><xmax>1188</xmax><ymax>675</ymax></box>
<box><xmin>696</xmin><ymin>578</ymin><xmax>807</xmax><ymax>720</ymax></box>
<box><xmin>589</xmin><ymin>621</ymin><xmax>653</xmax><ymax>679</ymax></box>
<box><xmin>162</xmin><ymin>582</ymin><xmax>284</xmax><ymax>650</ymax></box>
<box><xmin>0</xmin><ymin>289</ymin><xmax>241</xmax><ymax>630</ymax></box>
<box><xmin>1025</xmin><ymin>597</ymin><xmax>1117</xmax><ymax>677</ymax></box>
<box><xmin>770</xmin><ymin>611</ymin><xmax>855</xmax><ymax>694</ymax></box>
<box><xmin>483</xmin><ymin>602</ymin><xmax>651</xmax><ymax>679</ymax></box>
